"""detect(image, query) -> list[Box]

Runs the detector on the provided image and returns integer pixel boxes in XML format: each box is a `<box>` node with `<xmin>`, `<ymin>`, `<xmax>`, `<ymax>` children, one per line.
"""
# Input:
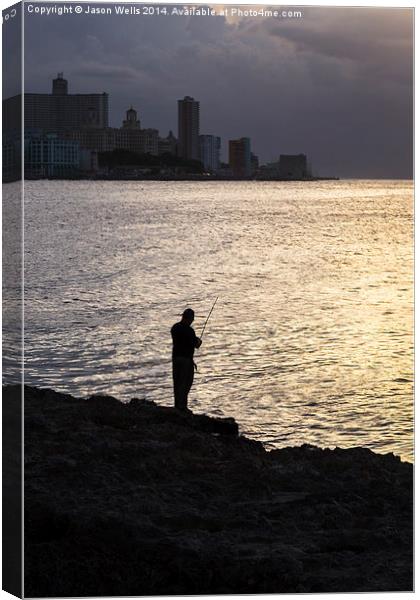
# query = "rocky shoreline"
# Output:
<box><xmin>6</xmin><ymin>385</ymin><xmax>412</xmax><ymax>596</ymax></box>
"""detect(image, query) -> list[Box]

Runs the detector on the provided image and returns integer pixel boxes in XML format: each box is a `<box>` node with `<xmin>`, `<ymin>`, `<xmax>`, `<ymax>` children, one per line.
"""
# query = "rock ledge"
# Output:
<box><xmin>4</xmin><ymin>385</ymin><xmax>412</xmax><ymax>596</ymax></box>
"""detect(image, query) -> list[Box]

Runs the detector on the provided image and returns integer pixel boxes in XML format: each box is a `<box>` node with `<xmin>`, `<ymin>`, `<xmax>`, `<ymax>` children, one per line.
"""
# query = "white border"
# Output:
<box><xmin>0</xmin><ymin>1</ymin><xmax>415</xmax><ymax>599</ymax></box>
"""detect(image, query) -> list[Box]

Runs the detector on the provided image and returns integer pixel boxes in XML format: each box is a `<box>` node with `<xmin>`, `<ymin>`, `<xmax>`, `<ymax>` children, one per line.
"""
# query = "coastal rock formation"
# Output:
<box><xmin>5</xmin><ymin>385</ymin><xmax>412</xmax><ymax>596</ymax></box>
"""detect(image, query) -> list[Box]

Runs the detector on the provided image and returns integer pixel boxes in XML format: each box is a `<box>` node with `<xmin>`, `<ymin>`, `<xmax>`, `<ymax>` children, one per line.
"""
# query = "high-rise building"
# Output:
<box><xmin>229</xmin><ymin>137</ymin><xmax>251</xmax><ymax>178</ymax></box>
<box><xmin>3</xmin><ymin>74</ymin><xmax>109</xmax><ymax>133</ymax></box>
<box><xmin>199</xmin><ymin>135</ymin><xmax>221</xmax><ymax>172</ymax></box>
<box><xmin>178</xmin><ymin>96</ymin><xmax>200</xmax><ymax>161</ymax></box>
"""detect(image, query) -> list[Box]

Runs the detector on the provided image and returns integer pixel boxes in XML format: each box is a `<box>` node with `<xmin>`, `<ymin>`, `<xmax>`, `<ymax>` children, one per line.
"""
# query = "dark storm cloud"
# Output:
<box><xmin>18</xmin><ymin>3</ymin><xmax>413</xmax><ymax>178</ymax></box>
<box><xmin>266</xmin><ymin>8</ymin><xmax>412</xmax><ymax>85</ymax></box>
<box><xmin>268</xmin><ymin>9</ymin><xmax>408</xmax><ymax>55</ymax></box>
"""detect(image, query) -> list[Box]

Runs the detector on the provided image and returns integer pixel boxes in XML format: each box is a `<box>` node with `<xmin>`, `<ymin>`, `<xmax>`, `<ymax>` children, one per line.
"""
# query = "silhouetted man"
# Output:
<box><xmin>171</xmin><ymin>308</ymin><xmax>202</xmax><ymax>411</ymax></box>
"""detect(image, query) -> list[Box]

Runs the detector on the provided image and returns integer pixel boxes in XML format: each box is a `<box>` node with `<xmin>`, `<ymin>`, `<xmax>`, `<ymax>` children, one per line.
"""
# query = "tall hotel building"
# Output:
<box><xmin>229</xmin><ymin>137</ymin><xmax>251</xmax><ymax>178</ymax></box>
<box><xmin>178</xmin><ymin>96</ymin><xmax>200</xmax><ymax>161</ymax></box>
<box><xmin>3</xmin><ymin>74</ymin><xmax>109</xmax><ymax>133</ymax></box>
<box><xmin>199</xmin><ymin>135</ymin><xmax>221</xmax><ymax>172</ymax></box>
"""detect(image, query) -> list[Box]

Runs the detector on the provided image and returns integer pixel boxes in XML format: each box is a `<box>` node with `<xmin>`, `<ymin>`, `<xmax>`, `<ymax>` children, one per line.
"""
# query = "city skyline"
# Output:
<box><xmin>4</xmin><ymin>74</ymin><xmax>314</xmax><ymax>180</ymax></box>
<box><xmin>4</xmin><ymin>4</ymin><xmax>413</xmax><ymax>177</ymax></box>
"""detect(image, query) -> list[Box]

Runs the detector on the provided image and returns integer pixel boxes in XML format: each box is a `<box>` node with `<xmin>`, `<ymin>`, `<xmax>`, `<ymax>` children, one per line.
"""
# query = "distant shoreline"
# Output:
<box><xmin>5</xmin><ymin>176</ymin><xmax>340</xmax><ymax>183</ymax></box>
<box><xmin>5</xmin><ymin>177</ymin><xmax>414</xmax><ymax>184</ymax></box>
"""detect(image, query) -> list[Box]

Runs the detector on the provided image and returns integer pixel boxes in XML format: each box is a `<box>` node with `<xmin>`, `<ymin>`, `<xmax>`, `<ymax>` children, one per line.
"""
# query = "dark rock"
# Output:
<box><xmin>11</xmin><ymin>384</ymin><xmax>412</xmax><ymax>597</ymax></box>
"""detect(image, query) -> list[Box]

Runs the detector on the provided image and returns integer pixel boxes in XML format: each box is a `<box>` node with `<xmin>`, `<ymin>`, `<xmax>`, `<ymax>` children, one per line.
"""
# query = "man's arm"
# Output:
<box><xmin>194</xmin><ymin>336</ymin><xmax>202</xmax><ymax>349</ymax></box>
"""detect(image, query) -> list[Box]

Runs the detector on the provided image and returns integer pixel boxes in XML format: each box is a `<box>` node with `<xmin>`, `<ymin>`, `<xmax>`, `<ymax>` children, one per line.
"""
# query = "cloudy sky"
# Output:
<box><xmin>13</xmin><ymin>3</ymin><xmax>414</xmax><ymax>177</ymax></box>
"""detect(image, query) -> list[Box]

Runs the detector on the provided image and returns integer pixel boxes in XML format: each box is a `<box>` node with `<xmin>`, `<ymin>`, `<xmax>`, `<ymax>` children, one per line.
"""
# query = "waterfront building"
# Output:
<box><xmin>251</xmin><ymin>152</ymin><xmax>259</xmax><ymax>175</ymax></box>
<box><xmin>199</xmin><ymin>135</ymin><xmax>221</xmax><ymax>172</ymax></box>
<box><xmin>258</xmin><ymin>154</ymin><xmax>311</xmax><ymax>179</ymax></box>
<box><xmin>63</xmin><ymin>127</ymin><xmax>159</xmax><ymax>156</ymax></box>
<box><xmin>79</xmin><ymin>148</ymin><xmax>99</xmax><ymax>173</ymax></box>
<box><xmin>62</xmin><ymin>128</ymin><xmax>115</xmax><ymax>153</ymax></box>
<box><xmin>24</xmin><ymin>129</ymin><xmax>81</xmax><ymax>178</ymax></box>
<box><xmin>278</xmin><ymin>154</ymin><xmax>309</xmax><ymax>179</ymax></box>
<box><xmin>257</xmin><ymin>161</ymin><xmax>279</xmax><ymax>179</ymax></box>
<box><xmin>62</xmin><ymin>106</ymin><xmax>159</xmax><ymax>156</ymax></box>
<box><xmin>229</xmin><ymin>137</ymin><xmax>251</xmax><ymax>178</ymax></box>
<box><xmin>139</xmin><ymin>128</ymin><xmax>159</xmax><ymax>155</ymax></box>
<box><xmin>14</xmin><ymin>128</ymin><xmax>98</xmax><ymax>178</ymax></box>
<box><xmin>178</xmin><ymin>96</ymin><xmax>200</xmax><ymax>161</ymax></box>
<box><xmin>3</xmin><ymin>74</ymin><xmax>109</xmax><ymax>133</ymax></box>
<box><xmin>158</xmin><ymin>130</ymin><xmax>178</xmax><ymax>156</ymax></box>
<box><xmin>117</xmin><ymin>107</ymin><xmax>145</xmax><ymax>153</ymax></box>
<box><xmin>114</xmin><ymin>128</ymin><xmax>143</xmax><ymax>155</ymax></box>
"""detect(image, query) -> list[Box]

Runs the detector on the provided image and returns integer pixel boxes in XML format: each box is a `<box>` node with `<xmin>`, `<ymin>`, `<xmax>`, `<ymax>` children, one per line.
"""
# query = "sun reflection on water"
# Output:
<box><xmin>3</xmin><ymin>179</ymin><xmax>413</xmax><ymax>461</ymax></box>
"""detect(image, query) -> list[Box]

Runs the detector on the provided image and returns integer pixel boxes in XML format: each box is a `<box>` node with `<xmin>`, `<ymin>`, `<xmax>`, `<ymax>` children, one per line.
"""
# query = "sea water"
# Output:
<box><xmin>3</xmin><ymin>179</ymin><xmax>413</xmax><ymax>461</ymax></box>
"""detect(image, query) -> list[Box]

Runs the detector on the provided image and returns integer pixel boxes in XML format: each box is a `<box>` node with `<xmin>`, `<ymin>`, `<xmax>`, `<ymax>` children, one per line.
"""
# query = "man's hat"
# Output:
<box><xmin>182</xmin><ymin>308</ymin><xmax>195</xmax><ymax>319</ymax></box>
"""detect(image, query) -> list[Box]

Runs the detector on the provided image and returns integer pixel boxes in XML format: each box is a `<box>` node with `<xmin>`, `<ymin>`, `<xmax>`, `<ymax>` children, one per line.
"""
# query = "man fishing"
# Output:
<box><xmin>171</xmin><ymin>308</ymin><xmax>202</xmax><ymax>411</ymax></box>
<box><xmin>170</xmin><ymin>299</ymin><xmax>217</xmax><ymax>411</ymax></box>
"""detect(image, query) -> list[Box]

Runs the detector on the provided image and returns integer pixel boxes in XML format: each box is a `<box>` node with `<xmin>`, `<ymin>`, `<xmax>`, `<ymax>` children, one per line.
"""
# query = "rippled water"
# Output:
<box><xmin>3</xmin><ymin>180</ymin><xmax>413</xmax><ymax>461</ymax></box>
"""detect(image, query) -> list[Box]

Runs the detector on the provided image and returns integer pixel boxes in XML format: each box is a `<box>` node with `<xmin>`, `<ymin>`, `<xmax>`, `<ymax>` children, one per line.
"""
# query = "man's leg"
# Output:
<box><xmin>173</xmin><ymin>358</ymin><xmax>191</xmax><ymax>411</ymax></box>
<box><xmin>185</xmin><ymin>361</ymin><xmax>194</xmax><ymax>405</ymax></box>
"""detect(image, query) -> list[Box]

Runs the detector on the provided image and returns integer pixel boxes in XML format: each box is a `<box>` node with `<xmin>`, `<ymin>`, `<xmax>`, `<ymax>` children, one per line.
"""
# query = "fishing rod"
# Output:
<box><xmin>200</xmin><ymin>296</ymin><xmax>218</xmax><ymax>339</ymax></box>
